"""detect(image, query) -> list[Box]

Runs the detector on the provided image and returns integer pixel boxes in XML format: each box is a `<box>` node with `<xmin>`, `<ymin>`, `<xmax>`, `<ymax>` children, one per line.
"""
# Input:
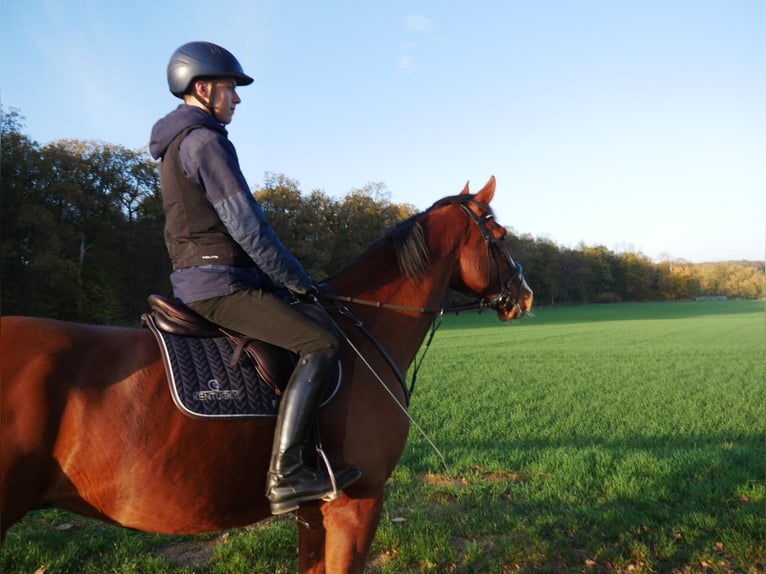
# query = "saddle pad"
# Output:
<box><xmin>143</xmin><ymin>314</ymin><xmax>342</xmax><ymax>420</ymax></box>
<box><xmin>144</xmin><ymin>314</ymin><xmax>281</xmax><ymax>419</ymax></box>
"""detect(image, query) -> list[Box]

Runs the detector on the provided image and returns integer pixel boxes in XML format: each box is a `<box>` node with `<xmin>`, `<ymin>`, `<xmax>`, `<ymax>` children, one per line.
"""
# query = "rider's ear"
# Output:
<box><xmin>194</xmin><ymin>80</ymin><xmax>210</xmax><ymax>98</ymax></box>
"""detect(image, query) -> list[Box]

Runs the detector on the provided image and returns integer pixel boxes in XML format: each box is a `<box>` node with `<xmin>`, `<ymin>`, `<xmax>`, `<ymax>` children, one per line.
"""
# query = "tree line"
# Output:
<box><xmin>508</xmin><ymin>237</ymin><xmax>763</xmax><ymax>306</ymax></box>
<box><xmin>1</xmin><ymin>109</ymin><xmax>762</xmax><ymax>325</ymax></box>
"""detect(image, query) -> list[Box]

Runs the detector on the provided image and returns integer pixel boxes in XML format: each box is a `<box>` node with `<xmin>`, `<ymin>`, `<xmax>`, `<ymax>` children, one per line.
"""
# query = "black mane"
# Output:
<box><xmin>389</xmin><ymin>215</ymin><xmax>428</xmax><ymax>278</ymax></box>
<box><xmin>389</xmin><ymin>194</ymin><xmax>477</xmax><ymax>278</ymax></box>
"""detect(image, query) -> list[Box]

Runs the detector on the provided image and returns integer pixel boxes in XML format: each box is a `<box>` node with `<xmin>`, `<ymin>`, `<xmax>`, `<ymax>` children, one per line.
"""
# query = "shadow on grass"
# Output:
<box><xmin>395</xmin><ymin>430</ymin><xmax>765</xmax><ymax>572</ymax></box>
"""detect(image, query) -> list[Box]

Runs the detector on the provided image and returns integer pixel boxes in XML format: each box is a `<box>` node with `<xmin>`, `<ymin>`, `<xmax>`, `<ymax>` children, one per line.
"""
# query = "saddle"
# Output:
<box><xmin>146</xmin><ymin>294</ymin><xmax>294</xmax><ymax>391</ymax></box>
<box><xmin>143</xmin><ymin>294</ymin><xmax>336</xmax><ymax>419</ymax></box>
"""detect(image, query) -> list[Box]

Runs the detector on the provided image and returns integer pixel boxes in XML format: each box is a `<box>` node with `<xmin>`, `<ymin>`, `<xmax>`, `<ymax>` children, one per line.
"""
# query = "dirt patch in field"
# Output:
<box><xmin>419</xmin><ymin>467</ymin><xmax>536</xmax><ymax>487</ymax></box>
<box><xmin>153</xmin><ymin>539</ymin><xmax>217</xmax><ymax>567</ymax></box>
<box><xmin>419</xmin><ymin>472</ymin><xmax>468</xmax><ymax>487</ymax></box>
<box><xmin>469</xmin><ymin>466</ymin><xmax>532</xmax><ymax>483</ymax></box>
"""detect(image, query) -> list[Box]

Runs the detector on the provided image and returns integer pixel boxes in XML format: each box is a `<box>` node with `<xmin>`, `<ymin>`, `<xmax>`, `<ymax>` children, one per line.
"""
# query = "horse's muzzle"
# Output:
<box><xmin>494</xmin><ymin>278</ymin><xmax>533</xmax><ymax>322</ymax></box>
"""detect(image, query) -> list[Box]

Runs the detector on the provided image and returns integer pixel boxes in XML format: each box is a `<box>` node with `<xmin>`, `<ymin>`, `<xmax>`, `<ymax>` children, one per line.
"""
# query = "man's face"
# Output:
<box><xmin>208</xmin><ymin>78</ymin><xmax>240</xmax><ymax>125</ymax></box>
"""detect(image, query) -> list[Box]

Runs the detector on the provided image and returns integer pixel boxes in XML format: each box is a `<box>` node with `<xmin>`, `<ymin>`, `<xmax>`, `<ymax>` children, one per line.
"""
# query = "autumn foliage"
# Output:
<box><xmin>2</xmin><ymin>109</ymin><xmax>762</xmax><ymax>324</ymax></box>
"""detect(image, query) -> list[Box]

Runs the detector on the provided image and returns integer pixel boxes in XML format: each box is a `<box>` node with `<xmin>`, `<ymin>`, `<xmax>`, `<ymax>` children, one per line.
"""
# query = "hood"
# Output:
<box><xmin>149</xmin><ymin>105</ymin><xmax>226</xmax><ymax>160</ymax></box>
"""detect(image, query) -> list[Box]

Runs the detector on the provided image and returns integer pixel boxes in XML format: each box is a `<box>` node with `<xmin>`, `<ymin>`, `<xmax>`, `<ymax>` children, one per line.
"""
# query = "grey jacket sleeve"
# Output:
<box><xmin>215</xmin><ymin>192</ymin><xmax>312</xmax><ymax>293</ymax></box>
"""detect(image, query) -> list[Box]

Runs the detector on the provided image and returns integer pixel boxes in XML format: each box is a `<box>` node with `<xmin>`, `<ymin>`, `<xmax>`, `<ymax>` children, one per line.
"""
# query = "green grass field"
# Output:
<box><xmin>2</xmin><ymin>300</ymin><xmax>764</xmax><ymax>573</ymax></box>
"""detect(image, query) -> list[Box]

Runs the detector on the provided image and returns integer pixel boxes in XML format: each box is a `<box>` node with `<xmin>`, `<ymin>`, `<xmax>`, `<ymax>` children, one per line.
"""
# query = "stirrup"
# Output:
<box><xmin>316</xmin><ymin>445</ymin><xmax>341</xmax><ymax>502</ymax></box>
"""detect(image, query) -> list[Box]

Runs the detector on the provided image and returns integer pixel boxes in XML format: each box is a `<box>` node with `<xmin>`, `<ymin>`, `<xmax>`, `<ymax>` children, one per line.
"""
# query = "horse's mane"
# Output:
<box><xmin>389</xmin><ymin>193</ymin><xmax>476</xmax><ymax>278</ymax></box>
<box><xmin>333</xmin><ymin>193</ymin><xmax>477</xmax><ymax>280</ymax></box>
<box><xmin>389</xmin><ymin>215</ymin><xmax>428</xmax><ymax>278</ymax></box>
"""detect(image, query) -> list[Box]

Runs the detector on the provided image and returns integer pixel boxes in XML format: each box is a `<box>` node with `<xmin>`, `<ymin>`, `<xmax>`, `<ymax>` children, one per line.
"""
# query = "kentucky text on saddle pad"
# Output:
<box><xmin>142</xmin><ymin>306</ymin><xmax>340</xmax><ymax>420</ymax></box>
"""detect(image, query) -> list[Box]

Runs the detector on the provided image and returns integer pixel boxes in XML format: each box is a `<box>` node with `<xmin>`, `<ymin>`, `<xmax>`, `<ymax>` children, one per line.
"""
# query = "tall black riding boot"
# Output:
<box><xmin>265</xmin><ymin>353</ymin><xmax>361</xmax><ymax>515</ymax></box>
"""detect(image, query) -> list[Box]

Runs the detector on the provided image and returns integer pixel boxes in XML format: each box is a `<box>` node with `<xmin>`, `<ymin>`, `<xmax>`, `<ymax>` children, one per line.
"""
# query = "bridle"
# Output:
<box><xmin>325</xmin><ymin>197</ymin><xmax>526</xmax><ymax>316</ymax></box>
<box><xmin>450</xmin><ymin>198</ymin><xmax>526</xmax><ymax>317</ymax></box>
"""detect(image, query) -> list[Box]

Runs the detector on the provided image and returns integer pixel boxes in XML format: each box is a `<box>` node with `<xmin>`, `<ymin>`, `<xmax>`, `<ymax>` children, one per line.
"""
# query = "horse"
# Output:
<box><xmin>0</xmin><ymin>176</ymin><xmax>532</xmax><ymax>573</ymax></box>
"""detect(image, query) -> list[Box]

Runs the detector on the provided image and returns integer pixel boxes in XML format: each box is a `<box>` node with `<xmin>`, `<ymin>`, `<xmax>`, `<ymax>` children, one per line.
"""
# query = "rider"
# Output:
<box><xmin>149</xmin><ymin>41</ymin><xmax>360</xmax><ymax>515</ymax></box>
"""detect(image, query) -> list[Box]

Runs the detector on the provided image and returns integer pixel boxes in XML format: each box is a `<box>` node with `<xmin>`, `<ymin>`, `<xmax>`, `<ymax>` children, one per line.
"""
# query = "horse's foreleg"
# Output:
<box><xmin>297</xmin><ymin>503</ymin><xmax>326</xmax><ymax>573</ymax></box>
<box><xmin>320</xmin><ymin>486</ymin><xmax>385</xmax><ymax>574</ymax></box>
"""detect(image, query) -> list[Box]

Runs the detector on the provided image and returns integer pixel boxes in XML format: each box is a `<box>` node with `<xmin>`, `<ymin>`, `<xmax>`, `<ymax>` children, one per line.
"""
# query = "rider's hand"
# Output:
<box><xmin>293</xmin><ymin>284</ymin><xmax>319</xmax><ymax>303</ymax></box>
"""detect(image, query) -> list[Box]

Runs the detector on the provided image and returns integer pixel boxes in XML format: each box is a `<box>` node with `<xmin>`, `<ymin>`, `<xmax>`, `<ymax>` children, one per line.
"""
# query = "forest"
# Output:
<box><xmin>2</xmin><ymin>108</ymin><xmax>763</xmax><ymax>325</ymax></box>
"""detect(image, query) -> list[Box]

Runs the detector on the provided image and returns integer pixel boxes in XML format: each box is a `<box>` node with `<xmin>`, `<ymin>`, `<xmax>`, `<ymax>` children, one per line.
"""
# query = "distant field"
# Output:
<box><xmin>2</xmin><ymin>300</ymin><xmax>764</xmax><ymax>573</ymax></box>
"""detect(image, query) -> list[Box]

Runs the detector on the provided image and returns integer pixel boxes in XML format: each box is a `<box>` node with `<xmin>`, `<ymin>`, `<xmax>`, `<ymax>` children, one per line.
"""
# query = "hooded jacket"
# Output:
<box><xmin>149</xmin><ymin>105</ymin><xmax>311</xmax><ymax>302</ymax></box>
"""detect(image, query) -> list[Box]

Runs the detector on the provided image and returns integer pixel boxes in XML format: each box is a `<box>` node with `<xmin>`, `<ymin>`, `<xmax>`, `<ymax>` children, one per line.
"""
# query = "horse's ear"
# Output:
<box><xmin>459</xmin><ymin>181</ymin><xmax>470</xmax><ymax>195</ymax></box>
<box><xmin>475</xmin><ymin>176</ymin><xmax>496</xmax><ymax>204</ymax></box>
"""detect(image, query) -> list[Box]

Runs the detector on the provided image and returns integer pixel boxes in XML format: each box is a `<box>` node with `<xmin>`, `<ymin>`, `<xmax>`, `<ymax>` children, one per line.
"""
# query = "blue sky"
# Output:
<box><xmin>2</xmin><ymin>0</ymin><xmax>764</xmax><ymax>263</ymax></box>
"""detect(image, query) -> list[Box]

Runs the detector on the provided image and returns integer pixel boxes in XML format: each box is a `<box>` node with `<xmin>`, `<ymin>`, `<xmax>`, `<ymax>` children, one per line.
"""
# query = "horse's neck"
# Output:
<box><xmin>326</xmin><ymin>226</ymin><xmax>456</xmax><ymax>368</ymax></box>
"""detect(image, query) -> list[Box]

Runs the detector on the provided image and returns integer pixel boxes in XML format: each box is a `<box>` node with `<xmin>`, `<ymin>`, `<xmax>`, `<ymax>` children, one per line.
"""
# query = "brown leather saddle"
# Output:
<box><xmin>145</xmin><ymin>294</ymin><xmax>295</xmax><ymax>393</ymax></box>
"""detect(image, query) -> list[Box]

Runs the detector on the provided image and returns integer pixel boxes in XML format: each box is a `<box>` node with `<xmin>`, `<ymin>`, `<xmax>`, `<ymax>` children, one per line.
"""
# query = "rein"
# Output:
<box><xmin>319</xmin><ymin>294</ymin><xmax>492</xmax><ymax>397</ymax></box>
<box><xmin>321</xmin><ymin>198</ymin><xmax>525</xmax><ymax>317</ymax></box>
<box><xmin>321</xmin><ymin>293</ymin><xmax>491</xmax><ymax>315</ymax></box>
<box><xmin>307</xmin><ymin>196</ymin><xmax>525</xmax><ymax>485</ymax></box>
<box><xmin>321</xmin><ymin>294</ymin><xmax>443</xmax><ymax>315</ymax></box>
<box><xmin>313</xmin><ymin>298</ymin><xmax>456</xmax><ymax>483</ymax></box>
<box><xmin>320</xmin><ymin>294</ymin><xmax>480</xmax><ymax>397</ymax></box>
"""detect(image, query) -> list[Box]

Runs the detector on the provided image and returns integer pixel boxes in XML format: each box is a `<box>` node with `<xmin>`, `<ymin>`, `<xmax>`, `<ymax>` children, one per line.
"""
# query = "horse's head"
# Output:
<box><xmin>433</xmin><ymin>176</ymin><xmax>533</xmax><ymax>321</ymax></box>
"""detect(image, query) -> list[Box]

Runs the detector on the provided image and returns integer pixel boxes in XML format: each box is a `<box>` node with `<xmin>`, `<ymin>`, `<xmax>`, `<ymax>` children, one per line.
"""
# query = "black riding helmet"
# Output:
<box><xmin>167</xmin><ymin>41</ymin><xmax>254</xmax><ymax>98</ymax></box>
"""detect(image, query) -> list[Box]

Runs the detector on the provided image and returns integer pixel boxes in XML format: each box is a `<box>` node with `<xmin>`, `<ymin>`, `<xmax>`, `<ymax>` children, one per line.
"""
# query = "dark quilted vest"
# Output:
<box><xmin>160</xmin><ymin>126</ymin><xmax>252</xmax><ymax>270</ymax></box>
